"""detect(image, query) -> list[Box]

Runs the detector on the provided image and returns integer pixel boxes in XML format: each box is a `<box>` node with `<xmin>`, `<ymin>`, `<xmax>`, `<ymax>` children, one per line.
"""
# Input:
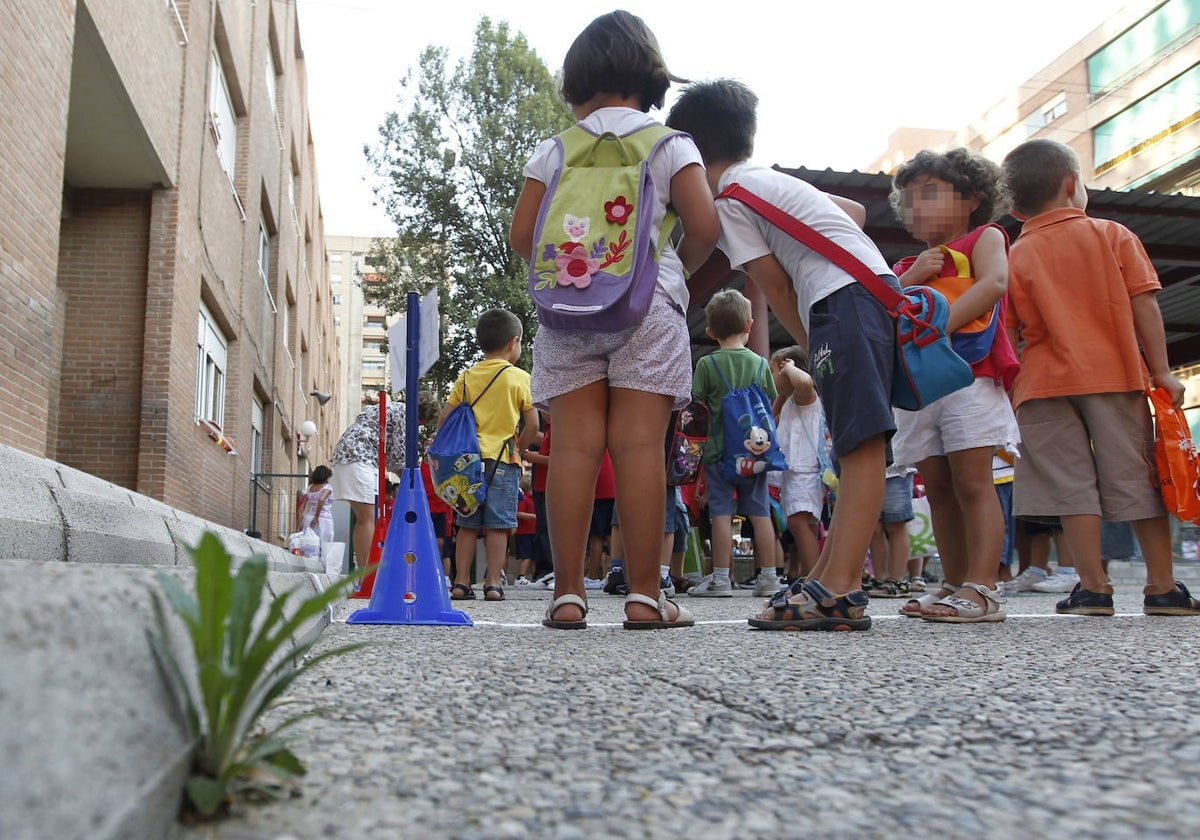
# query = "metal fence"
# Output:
<box><xmin>246</xmin><ymin>472</ymin><xmax>310</xmax><ymax>546</ymax></box>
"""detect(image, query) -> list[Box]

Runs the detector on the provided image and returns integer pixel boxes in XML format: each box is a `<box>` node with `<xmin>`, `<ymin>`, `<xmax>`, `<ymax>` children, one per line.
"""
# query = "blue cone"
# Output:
<box><xmin>347</xmin><ymin>468</ymin><xmax>472</xmax><ymax>626</ymax></box>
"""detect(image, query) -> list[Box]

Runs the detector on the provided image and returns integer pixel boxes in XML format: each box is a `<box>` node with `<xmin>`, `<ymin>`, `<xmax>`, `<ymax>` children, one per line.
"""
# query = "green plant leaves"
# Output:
<box><xmin>148</xmin><ymin>532</ymin><xmax>376</xmax><ymax>819</ymax></box>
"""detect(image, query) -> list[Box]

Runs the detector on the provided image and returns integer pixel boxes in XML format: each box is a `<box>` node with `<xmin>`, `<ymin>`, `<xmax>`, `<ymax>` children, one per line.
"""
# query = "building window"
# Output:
<box><xmin>196</xmin><ymin>303</ymin><xmax>228</xmax><ymax>426</ymax></box>
<box><xmin>330</xmin><ymin>254</ymin><xmax>343</xmax><ymax>264</ymax></box>
<box><xmin>1087</xmin><ymin>0</ymin><xmax>1200</xmax><ymax>95</ymax></box>
<box><xmin>209</xmin><ymin>51</ymin><xmax>238</xmax><ymax>176</ymax></box>
<box><xmin>258</xmin><ymin>221</ymin><xmax>271</xmax><ymax>283</ymax></box>
<box><xmin>1094</xmin><ymin>64</ymin><xmax>1200</xmax><ymax>173</ymax></box>
<box><xmin>332</xmin><ymin>294</ymin><xmax>343</xmax><ymax>306</ymax></box>
<box><xmin>1042</xmin><ymin>95</ymin><xmax>1067</xmax><ymax>125</ymax></box>
<box><xmin>265</xmin><ymin>52</ymin><xmax>278</xmax><ymax>113</ymax></box>
<box><xmin>250</xmin><ymin>397</ymin><xmax>264</xmax><ymax>475</ymax></box>
<box><xmin>334</xmin><ymin>316</ymin><xmax>342</xmax><ymax>326</ymax></box>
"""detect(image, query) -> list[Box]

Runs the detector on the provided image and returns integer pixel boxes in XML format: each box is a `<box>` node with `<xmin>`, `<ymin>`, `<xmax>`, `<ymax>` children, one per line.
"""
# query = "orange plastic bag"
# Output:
<box><xmin>1148</xmin><ymin>387</ymin><xmax>1200</xmax><ymax>523</ymax></box>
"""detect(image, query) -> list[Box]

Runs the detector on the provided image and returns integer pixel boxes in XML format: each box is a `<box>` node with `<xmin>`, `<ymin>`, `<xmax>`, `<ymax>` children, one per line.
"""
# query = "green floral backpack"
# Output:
<box><xmin>528</xmin><ymin>124</ymin><xmax>680</xmax><ymax>332</ymax></box>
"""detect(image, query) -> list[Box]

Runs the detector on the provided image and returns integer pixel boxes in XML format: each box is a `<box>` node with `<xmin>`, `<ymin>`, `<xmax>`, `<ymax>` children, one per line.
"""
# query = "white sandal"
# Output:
<box><xmin>900</xmin><ymin>581</ymin><xmax>959</xmax><ymax>617</ymax></box>
<box><xmin>622</xmin><ymin>592</ymin><xmax>695</xmax><ymax>630</ymax></box>
<box><xmin>543</xmin><ymin>594</ymin><xmax>587</xmax><ymax>629</ymax></box>
<box><xmin>921</xmin><ymin>582</ymin><xmax>1006</xmax><ymax>623</ymax></box>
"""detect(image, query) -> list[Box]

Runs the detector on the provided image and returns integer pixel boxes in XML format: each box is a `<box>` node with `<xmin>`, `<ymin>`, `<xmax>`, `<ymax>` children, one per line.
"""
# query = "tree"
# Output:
<box><xmin>364</xmin><ymin>18</ymin><xmax>574</xmax><ymax>396</ymax></box>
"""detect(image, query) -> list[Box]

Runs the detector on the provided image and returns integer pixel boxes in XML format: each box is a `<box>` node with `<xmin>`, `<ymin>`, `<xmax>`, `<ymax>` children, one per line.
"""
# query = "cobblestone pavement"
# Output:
<box><xmin>182</xmin><ymin>571</ymin><xmax>1200</xmax><ymax>840</ymax></box>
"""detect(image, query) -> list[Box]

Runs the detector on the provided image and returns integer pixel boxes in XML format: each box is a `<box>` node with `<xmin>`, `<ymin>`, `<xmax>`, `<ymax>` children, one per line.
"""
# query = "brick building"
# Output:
<box><xmin>0</xmin><ymin>0</ymin><xmax>339</xmax><ymax>534</ymax></box>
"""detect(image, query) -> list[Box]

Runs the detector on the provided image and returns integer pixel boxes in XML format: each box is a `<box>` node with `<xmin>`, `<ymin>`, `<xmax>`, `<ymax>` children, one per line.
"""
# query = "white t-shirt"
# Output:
<box><xmin>777</xmin><ymin>395</ymin><xmax>826</xmax><ymax>475</ymax></box>
<box><xmin>716</xmin><ymin>162</ymin><xmax>892</xmax><ymax>333</ymax></box>
<box><xmin>523</xmin><ymin>107</ymin><xmax>702</xmax><ymax>312</ymax></box>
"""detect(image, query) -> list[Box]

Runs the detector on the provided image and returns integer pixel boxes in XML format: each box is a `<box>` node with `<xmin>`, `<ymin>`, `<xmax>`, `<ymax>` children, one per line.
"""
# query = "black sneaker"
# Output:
<box><xmin>1055</xmin><ymin>582</ymin><xmax>1114</xmax><ymax>616</ymax></box>
<box><xmin>1144</xmin><ymin>581</ymin><xmax>1200</xmax><ymax>616</ymax></box>
<box><xmin>603</xmin><ymin>568</ymin><xmax>629</xmax><ymax>596</ymax></box>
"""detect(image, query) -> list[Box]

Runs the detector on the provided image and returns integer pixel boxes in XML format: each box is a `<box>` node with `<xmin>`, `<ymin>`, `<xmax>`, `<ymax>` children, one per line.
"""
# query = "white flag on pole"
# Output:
<box><xmin>388</xmin><ymin>288</ymin><xmax>440</xmax><ymax>387</ymax></box>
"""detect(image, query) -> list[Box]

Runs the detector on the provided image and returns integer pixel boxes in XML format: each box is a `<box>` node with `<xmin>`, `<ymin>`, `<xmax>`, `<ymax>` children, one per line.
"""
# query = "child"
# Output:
<box><xmin>688</xmin><ymin>289</ymin><xmax>781</xmax><ymax>599</ymax></box>
<box><xmin>769</xmin><ymin>345</ymin><xmax>825</xmax><ymax>584</ymax></box>
<box><xmin>435</xmin><ymin>308</ymin><xmax>538</xmax><ymax>602</ymax></box>
<box><xmin>1001</xmin><ymin>138</ymin><xmax>1199</xmax><ymax>616</ymax></box>
<box><xmin>889</xmin><ymin>148</ymin><xmax>1019</xmax><ymax>623</ymax></box>
<box><xmin>297</xmin><ymin>465</ymin><xmax>335</xmax><ymax>550</ymax></box>
<box><xmin>418</xmin><ymin>390</ymin><xmax>454</xmax><ymax>577</ymax></box>
<box><xmin>509</xmin><ymin>10</ymin><xmax>719</xmax><ymax>629</ymax></box>
<box><xmin>691</xmin><ymin>291</ymin><xmax>782</xmax><ymax>600</ymax></box>
<box><xmin>514</xmin><ymin>473</ymin><xmax>537</xmax><ymax>585</ymax></box>
<box><xmin>668</xmin><ymin>79</ymin><xmax>895</xmax><ymax>631</ymax></box>
<box><xmin>869</xmin><ymin>464</ymin><xmax>915</xmax><ymax>599</ymax></box>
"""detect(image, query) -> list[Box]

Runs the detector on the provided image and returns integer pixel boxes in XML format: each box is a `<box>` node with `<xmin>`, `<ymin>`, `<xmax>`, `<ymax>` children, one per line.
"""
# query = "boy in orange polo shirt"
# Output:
<box><xmin>1001</xmin><ymin>138</ymin><xmax>1199</xmax><ymax>616</ymax></box>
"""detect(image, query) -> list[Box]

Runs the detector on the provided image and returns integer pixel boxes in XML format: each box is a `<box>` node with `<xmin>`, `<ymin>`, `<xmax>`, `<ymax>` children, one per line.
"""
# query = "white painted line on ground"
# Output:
<box><xmin>335</xmin><ymin>612</ymin><xmax>1151</xmax><ymax>627</ymax></box>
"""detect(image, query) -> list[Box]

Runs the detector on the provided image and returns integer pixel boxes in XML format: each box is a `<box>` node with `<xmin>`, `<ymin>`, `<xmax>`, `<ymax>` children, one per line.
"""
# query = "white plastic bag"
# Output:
<box><xmin>287</xmin><ymin>527</ymin><xmax>321</xmax><ymax>558</ymax></box>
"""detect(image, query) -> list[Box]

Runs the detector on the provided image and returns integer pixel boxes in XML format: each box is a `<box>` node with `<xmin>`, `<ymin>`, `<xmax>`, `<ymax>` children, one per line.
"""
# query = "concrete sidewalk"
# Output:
<box><xmin>181</xmin><ymin>582</ymin><xmax>1200</xmax><ymax>840</ymax></box>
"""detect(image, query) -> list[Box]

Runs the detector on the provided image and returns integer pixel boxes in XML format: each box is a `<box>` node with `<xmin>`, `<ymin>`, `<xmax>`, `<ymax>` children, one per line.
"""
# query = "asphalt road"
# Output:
<box><xmin>181</xmin><ymin>575</ymin><xmax>1200</xmax><ymax>840</ymax></box>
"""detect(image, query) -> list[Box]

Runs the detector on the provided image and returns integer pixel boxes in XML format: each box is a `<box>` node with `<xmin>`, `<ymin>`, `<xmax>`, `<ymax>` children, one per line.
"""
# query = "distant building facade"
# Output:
<box><xmin>325</xmin><ymin>235</ymin><xmax>399</xmax><ymax>433</ymax></box>
<box><xmin>0</xmin><ymin>0</ymin><xmax>338</xmax><ymax>533</ymax></box>
<box><xmin>870</xmin><ymin>0</ymin><xmax>1200</xmax><ymax>195</ymax></box>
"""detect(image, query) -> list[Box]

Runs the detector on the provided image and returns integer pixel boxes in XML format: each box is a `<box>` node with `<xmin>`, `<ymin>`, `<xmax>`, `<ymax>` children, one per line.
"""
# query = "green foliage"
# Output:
<box><xmin>364</xmin><ymin>16</ymin><xmax>575</xmax><ymax>395</ymax></box>
<box><xmin>148</xmin><ymin>532</ymin><xmax>373</xmax><ymax>818</ymax></box>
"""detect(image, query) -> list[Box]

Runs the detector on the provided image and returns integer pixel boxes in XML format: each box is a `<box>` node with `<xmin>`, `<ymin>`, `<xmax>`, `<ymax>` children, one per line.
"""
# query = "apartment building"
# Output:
<box><xmin>872</xmin><ymin>0</ymin><xmax>1200</xmax><ymax>195</ymax></box>
<box><xmin>325</xmin><ymin>235</ymin><xmax>400</xmax><ymax>433</ymax></box>
<box><xmin>0</xmin><ymin>0</ymin><xmax>338</xmax><ymax>534</ymax></box>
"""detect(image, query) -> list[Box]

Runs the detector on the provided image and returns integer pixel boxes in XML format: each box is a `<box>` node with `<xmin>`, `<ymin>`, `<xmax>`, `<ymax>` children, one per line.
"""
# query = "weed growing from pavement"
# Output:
<box><xmin>148</xmin><ymin>532</ymin><xmax>372</xmax><ymax>818</ymax></box>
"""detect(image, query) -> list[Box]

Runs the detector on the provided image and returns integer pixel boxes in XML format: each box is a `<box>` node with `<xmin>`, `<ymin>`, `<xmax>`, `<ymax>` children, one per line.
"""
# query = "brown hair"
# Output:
<box><xmin>667</xmin><ymin>78</ymin><xmax>757</xmax><ymax>164</ymax></box>
<box><xmin>1001</xmin><ymin>139</ymin><xmax>1080</xmax><ymax>218</ymax></box>
<box><xmin>705</xmin><ymin>289</ymin><xmax>752</xmax><ymax>340</ymax></box>
<box><xmin>560</xmin><ymin>10</ymin><xmax>680</xmax><ymax>111</ymax></box>
<box><xmin>890</xmin><ymin>147</ymin><xmax>1004</xmax><ymax>230</ymax></box>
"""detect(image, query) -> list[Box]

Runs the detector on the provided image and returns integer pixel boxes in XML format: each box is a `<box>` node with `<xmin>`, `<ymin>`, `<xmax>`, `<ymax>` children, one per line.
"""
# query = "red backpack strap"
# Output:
<box><xmin>717</xmin><ymin>183</ymin><xmax>905</xmax><ymax>314</ymax></box>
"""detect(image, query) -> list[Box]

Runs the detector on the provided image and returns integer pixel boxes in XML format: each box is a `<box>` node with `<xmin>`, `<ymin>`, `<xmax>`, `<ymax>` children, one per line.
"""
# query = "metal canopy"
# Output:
<box><xmin>688</xmin><ymin>166</ymin><xmax>1200</xmax><ymax>367</ymax></box>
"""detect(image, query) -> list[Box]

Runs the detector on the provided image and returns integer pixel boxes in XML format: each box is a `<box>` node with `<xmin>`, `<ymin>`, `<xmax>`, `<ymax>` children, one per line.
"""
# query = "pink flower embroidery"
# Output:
<box><xmin>555</xmin><ymin>242</ymin><xmax>598</xmax><ymax>288</ymax></box>
<box><xmin>605</xmin><ymin>196</ymin><xmax>633</xmax><ymax>225</ymax></box>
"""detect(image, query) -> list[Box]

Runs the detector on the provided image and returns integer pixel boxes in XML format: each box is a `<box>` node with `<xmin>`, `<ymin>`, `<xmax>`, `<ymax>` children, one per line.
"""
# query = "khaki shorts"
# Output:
<box><xmin>1013</xmin><ymin>391</ymin><xmax>1164</xmax><ymax>520</ymax></box>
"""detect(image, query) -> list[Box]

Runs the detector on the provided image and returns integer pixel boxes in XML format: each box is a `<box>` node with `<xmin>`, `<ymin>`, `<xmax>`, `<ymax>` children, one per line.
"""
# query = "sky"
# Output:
<box><xmin>296</xmin><ymin>0</ymin><xmax>1133</xmax><ymax>237</ymax></box>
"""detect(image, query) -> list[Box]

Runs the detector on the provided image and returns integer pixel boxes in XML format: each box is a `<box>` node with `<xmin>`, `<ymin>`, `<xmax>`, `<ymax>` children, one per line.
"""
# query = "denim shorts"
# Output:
<box><xmin>880</xmin><ymin>474</ymin><xmax>914</xmax><ymax>523</ymax></box>
<box><xmin>456</xmin><ymin>460</ymin><xmax>520</xmax><ymax>530</ymax></box>
<box><xmin>808</xmin><ymin>283</ymin><xmax>897</xmax><ymax>462</ymax></box>
<box><xmin>705</xmin><ymin>467</ymin><xmax>770</xmax><ymax>518</ymax></box>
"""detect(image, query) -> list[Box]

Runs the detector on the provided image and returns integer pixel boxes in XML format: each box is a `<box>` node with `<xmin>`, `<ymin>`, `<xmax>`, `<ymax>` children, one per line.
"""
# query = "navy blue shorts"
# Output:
<box><xmin>590</xmin><ymin>498</ymin><xmax>615</xmax><ymax>537</ymax></box>
<box><xmin>515</xmin><ymin>533</ymin><xmax>535</xmax><ymax>560</ymax></box>
<box><xmin>808</xmin><ymin>282</ymin><xmax>897</xmax><ymax>463</ymax></box>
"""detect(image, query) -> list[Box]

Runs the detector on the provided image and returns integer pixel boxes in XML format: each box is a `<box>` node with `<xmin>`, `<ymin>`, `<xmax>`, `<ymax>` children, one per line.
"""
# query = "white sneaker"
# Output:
<box><xmin>584</xmin><ymin>577</ymin><xmax>604</xmax><ymax>590</ymax></box>
<box><xmin>515</xmin><ymin>576</ymin><xmax>531</xmax><ymax>587</ymax></box>
<box><xmin>687</xmin><ymin>573</ymin><xmax>734</xmax><ymax>597</ymax></box>
<box><xmin>528</xmin><ymin>573</ymin><xmax>555</xmax><ymax>589</ymax></box>
<box><xmin>1032</xmin><ymin>569</ymin><xmax>1080</xmax><ymax>593</ymax></box>
<box><xmin>660</xmin><ymin>576</ymin><xmax>676</xmax><ymax>597</ymax></box>
<box><xmin>753</xmin><ymin>573</ymin><xmax>783</xmax><ymax>597</ymax></box>
<box><xmin>999</xmin><ymin>567</ymin><xmax>1048</xmax><ymax>595</ymax></box>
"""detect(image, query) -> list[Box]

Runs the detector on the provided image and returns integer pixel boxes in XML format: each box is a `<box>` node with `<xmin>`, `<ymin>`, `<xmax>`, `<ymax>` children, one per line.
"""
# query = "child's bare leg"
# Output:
<box><xmin>483</xmin><ymin>527</ymin><xmax>509</xmax><ymax>590</ymax></box>
<box><xmin>816</xmin><ymin>435</ymin><xmax>886</xmax><ymax>594</ymax></box>
<box><xmin>454</xmin><ymin>527</ymin><xmax>479</xmax><ymax>587</ymax></box>
<box><xmin>916</xmin><ymin>455</ymin><xmax>965</xmax><ymax>583</ymax></box>
<box><xmin>1131</xmin><ymin>515</ymin><xmax>1176</xmax><ymax>593</ymax></box>
<box><xmin>868</xmin><ymin>522</ymin><xmax>887</xmax><ymax>581</ymax></box>
<box><xmin>787</xmin><ymin>512</ymin><xmax>820</xmax><ymax>577</ymax></box>
<box><xmin>749</xmin><ymin>514</ymin><xmax>775</xmax><ymax>577</ymax></box>
<box><xmin>710</xmin><ymin>514</ymin><xmax>734</xmax><ymax>574</ymax></box>
<box><xmin>1058</xmin><ymin>513</ymin><xmax>1107</xmax><ymax>591</ymax></box>
<box><xmin>546</xmin><ymin>382</ymin><xmax>609</xmax><ymax>620</ymax></box>
<box><xmin>608</xmin><ymin>388</ymin><xmax>676</xmax><ymax>622</ymax></box>
<box><xmin>885</xmin><ymin>520</ymin><xmax>910</xmax><ymax>582</ymax></box>
<box><xmin>932</xmin><ymin>446</ymin><xmax>1004</xmax><ymax>613</ymax></box>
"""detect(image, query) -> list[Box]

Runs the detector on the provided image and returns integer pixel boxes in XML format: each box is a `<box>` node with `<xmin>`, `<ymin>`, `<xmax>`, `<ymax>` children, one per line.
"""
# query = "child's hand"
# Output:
<box><xmin>1153</xmin><ymin>371</ymin><xmax>1186</xmax><ymax>407</ymax></box>
<box><xmin>910</xmin><ymin>248</ymin><xmax>945</xmax><ymax>282</ymax></box>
